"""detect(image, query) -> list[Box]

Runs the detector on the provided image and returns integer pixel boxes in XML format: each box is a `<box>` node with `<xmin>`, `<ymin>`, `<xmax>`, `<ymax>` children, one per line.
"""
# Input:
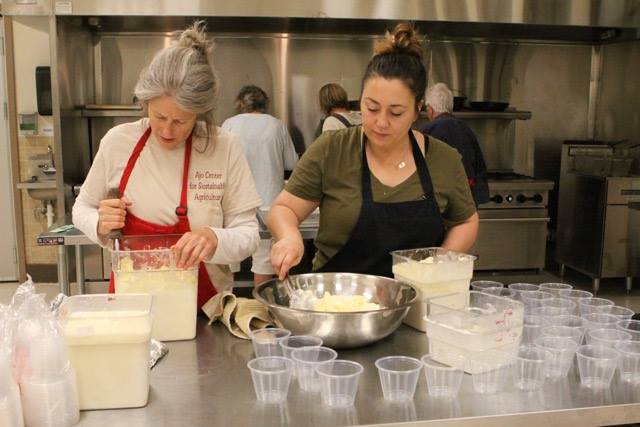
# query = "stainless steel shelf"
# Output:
<box><xmin>82</xmin><ymin>105</ymin><xmax>144</xmax><ymax>117</ymax></box>
<box><xmin>452</xmin><ymin>110</ymin><xmax>532</xmax><ymax>120</ymax></box>
<box><xmin>16</xmin><ymin>180</ymin><xmax>57</xmax><ymax>190</ymax></box>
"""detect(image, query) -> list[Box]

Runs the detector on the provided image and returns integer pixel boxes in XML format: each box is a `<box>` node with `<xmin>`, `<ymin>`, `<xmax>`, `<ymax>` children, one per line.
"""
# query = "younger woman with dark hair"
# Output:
<box><xmin>267</xmin><ymin>23</ymin><xmax>479</xmax><ymax>279</ymax></box>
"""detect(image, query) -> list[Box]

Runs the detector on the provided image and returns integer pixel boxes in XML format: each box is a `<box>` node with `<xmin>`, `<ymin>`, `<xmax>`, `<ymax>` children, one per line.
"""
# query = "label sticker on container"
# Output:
<box><xmin>55</xmin><ymin>0</ymin><xmax>72</xmax><ymax>14</ymax></box>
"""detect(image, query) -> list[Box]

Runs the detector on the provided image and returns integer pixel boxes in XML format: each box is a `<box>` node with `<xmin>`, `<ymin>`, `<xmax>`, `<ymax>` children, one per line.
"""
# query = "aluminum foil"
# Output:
<box><xmin>150</xmin><ymin>339</ymin><xmax>168</xmax><ymax>369</ymax></box>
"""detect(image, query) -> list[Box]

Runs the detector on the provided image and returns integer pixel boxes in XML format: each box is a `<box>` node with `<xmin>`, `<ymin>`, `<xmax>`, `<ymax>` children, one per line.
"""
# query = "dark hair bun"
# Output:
<box><xmin>374</xmin><ymin>22</ymin><xmax>423</xmax><ymax>59</ymax></box>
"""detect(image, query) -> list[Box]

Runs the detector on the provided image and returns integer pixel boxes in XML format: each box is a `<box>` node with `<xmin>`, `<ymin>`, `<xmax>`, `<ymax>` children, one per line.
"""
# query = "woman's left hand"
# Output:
<box><xmin>173</xmin><ymin>228</ymin><xmax>218</xmax><ymax>269</ymax></box>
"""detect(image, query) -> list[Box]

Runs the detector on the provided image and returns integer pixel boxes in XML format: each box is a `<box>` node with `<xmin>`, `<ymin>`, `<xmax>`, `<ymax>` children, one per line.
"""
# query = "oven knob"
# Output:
<box><xmin>516</xmin><ymin>194</ymin><xmax>527</xmax><ymax>203</ymax></box>
<box><xmin>490</xmin><ymin>195</ymin><xmax>503</xmax><ymax>204</ymax></box>
<box><xmin>532</xmin><ymin>194</ymin><xmax>543</xmax><ymax>203</ymax></box>
<box><xmin>505</xmin><ymin>194</ymin><xmax>514</xmax><ymax>203</ymax></box>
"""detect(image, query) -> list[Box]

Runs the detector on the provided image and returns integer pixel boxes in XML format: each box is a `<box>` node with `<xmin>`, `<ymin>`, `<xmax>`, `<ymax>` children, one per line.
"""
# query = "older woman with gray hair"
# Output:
<box><xmin>420</xmin><ymin>82</ymin><xmax>489</xmax><ymax>205</ymax></box>
<box><xmin>222</xmin><ymin>85</ymin><xmax>298</xmax><ymax>285</ymax></box>
<box><xmin>73</xmin><ymin>21</ymin><xmax>262</xmax><ymax>308</ymax></box>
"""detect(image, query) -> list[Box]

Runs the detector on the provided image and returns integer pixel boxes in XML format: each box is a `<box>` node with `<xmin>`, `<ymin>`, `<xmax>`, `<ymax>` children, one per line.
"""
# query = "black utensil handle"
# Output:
<box><xmin>106</xmin><ymin>187</ymin><xmax>123</xmax><ymax>240</ymax></box>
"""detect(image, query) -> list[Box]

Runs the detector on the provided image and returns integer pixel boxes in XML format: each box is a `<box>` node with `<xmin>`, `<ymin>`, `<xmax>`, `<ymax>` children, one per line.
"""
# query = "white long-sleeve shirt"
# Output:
<box><xmin>72</xmin><ymin>119</ymin><xmax>262</xmax><ymax>291</ymax></box>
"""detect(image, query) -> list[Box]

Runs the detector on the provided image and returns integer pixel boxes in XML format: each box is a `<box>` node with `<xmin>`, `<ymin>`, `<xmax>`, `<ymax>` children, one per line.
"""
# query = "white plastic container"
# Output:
<box><xmin>425</xmin><ymin>291</ymin><xmax>524</xmax><ymax>373</ymax></box>
<box><xmin>391</xmin><ymin>248</ymin><xmax>476</xmax><ymax>331</ymax></box>
<box><xmin>59</xmin><ymin>294</ymin><xmax>152</xmax><ymax>410</ymax></box>
<box><xmin>112</xmin><ymin>234</ymin><xmax>198</xmax><ymax>341</ymax></box>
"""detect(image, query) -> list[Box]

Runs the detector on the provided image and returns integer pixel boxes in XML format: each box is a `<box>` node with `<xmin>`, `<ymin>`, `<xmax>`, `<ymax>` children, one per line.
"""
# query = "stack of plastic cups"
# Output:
<box><xmin>469</xmin><ymin>350</ymin><xmax>514</xmax><ymax>394</ymax></box>
<box><xmin>0</xmin><ymin>350</ymin><xmax>22</xmax><ymax>427</ymax></box>
<box><xmin>576</xmin><ymin>345</ymin><xmax>619</xmax><ymax>389</ymax></box>
<box><xmin>247</xmin><ymin>356</ymin><xmax>294</xmax><ymax>403</ymax></box>
<box><xmin>513</xmin><ymin>345</ymin><xmax>551</xmax><ymax>391</ymax></box>
<box><xmin>20</xmin><ymin>336</ymin><xmax>80</xmax><ymax>427</ymax></box>
<box><xmin>292</xmin><ymin>347</ymin><xmax>338</xmax><ymax>392</ymax></box>
<box><xmin>578</xmin><ymin>298</ymin><xmax>614</xmax><ymax>317</ymax></box>
<box><xmin>421</xmin><ymin>354</ymin><xmax>465</xmax><ymax>398</ymax></box>
<box><xmin>316</xmin><ymin>360</ymin><xmax>364</xmax><ymax>407</ymax></box>
<box><xmin>508</xmin><ymin>283</ymin><xmax>540</xmax><ymax>302</ymax></box>
<box><xmin>558</xmin><ymin>289</ymin><xmax>593</xmax><ymax>315</ymax></box>
<box><xmin>534</xmin><ymin>336</ymin><xmax>578</xmax><ymax>379</ymax></box>
<box><xmin>538</xmin><ymin>282</ymin><xmax>573</xmax><ymax>297</ymax></box>
<box><xmin>470</xmin><ymin>281</ymin><xmax>504</xmax><ymax>296</ymax></box>
<box><xmin>615</xmin><ymin>341</ymin><xmax>640</xmax><ymax>384</ymax></box>
<box><xmin>375</xmin><ymin>356</ymin><xmax>422</xmax><ymax>402</ymax></box>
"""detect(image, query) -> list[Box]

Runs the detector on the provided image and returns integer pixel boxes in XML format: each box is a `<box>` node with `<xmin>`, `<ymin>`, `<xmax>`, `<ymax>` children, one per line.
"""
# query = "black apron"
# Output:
<box><xmin>318</xmin><ymin>131</ymin><xmax>446</xmax><ymax>277</ymax></box>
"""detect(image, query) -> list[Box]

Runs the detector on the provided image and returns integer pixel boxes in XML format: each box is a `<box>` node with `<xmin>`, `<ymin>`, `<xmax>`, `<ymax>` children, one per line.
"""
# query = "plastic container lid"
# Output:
<box><xmin>59</xmin><ymin>294</ymin><xmax>152</xmax><ymax>346</ymax></box>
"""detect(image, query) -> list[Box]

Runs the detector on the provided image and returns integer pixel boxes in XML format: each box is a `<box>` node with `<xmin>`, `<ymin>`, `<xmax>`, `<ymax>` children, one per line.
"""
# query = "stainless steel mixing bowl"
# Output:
<box><xmin>252</xmin><ymin>273</ymin><xmax>418</xmax><ymax>349</ymax></box>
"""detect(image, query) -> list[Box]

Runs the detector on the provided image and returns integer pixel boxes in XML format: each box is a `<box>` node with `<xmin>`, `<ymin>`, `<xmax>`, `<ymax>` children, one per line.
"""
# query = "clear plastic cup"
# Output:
<box><xmin>375</xmin><ymin>356</ymin><xmax>422</xmax><ymax>402</ymax></box>
<box><xmin>291</xmin><ymin>346</ymin><xmax>338</xmax><ymax>392</ymax></box>
<box><xmin>539</xmin><ymin>282</ymin><xmax>573</xmax><ymax>297</ymax></box>
<box><xmin>521</xmin><ymin>291</ymin><xmax>554</xmax><ymax>312</ymax></box>
<box><xmin>421</xmin><ymin>354</ymin><xmax>465</xmax><ymax>398</ymax></box>
<box><xmin>522</xmin><ymin>315</ymin><xmax>546</xmax><ymax>344</ymax></box>
<box><xmin>316</xmin><ymin>360</ymin><xmax>363</xmax><ymax>407</ymax></box>
<box><xmin>542</xmin><ymin>298</ymin><xmax>577</xmax><ymax>315</ymax></box>
<box><xmin>492</xmin><ymin>288</ymin><xmax>518</xmax><ymax>299</ymax></box>
<box><xmin>247</xmin><ymin>356</ymin><xmax>294</xmax><ymax>403</ymax></box>
<box><xmin>279</xmin><ymin>335</ymin><xmax>323</xmax><ymax>360</ymax></box>
<box><xmin>469</xmin><ymin>350</ymin><xmax>514</xmax><ymax>394</ymax></box>
<box><xmin>534</xmin><ymin>336</ymin><xmax>578</xmax><ymax>379</ymax></box>
<box><xmin>578</xmin><ymin>298</ymin><xmax>614</xmax><ymax>317</ymax></box>
<box><xmin>531</xmin><ymin>306</ymin><xmax>568</xmax><ymax>318</ymax></box>
<box><xmin>615</xmin><ymin>341</ymin><xmax>640</xmax><ymax>384</ymax></box>
<box><xmin>581</xmin><ymin>313</ymin><xmax>619</xmax><ymax>334</ymax></box>
<box><xmin>20</xmin><ymin>365</ymin><xmax>80</xmax><ymax>427</ymax></box>
<box><xmin>609</xmin><ymin>306</ymin><xmax>635</xmax><ymax>321</ymax></box>
<box><xmin>540</xmin><ymin>325</ymin><xmax>584</xmax><ymax>346</ymax></box>
<box><xmin>470</xmin><ymin>281</ymin><xmax>504</xmax><ymax>295</ymax></box>
<box><xmin>546</xmin><ymin>314</ymin><xmax>583</xmax><ymax>329</ymax></box>
<box><xmin>512</xmin><ymin>345</ymin><xmax>550</xmax><ymax>391</ymax></box>
<box><xmin>586</xmin><ymin>328</ymin><xmax>631</xmax><ymax>347</ymax></box>
<box><xmin>558</xmin><ymin>289</ymin><xmax>593</xmax><ymax>314</ymax></box>
<box><xmin>576</xmin><ymin>345</ymin><xmax>619</xmax><ymax>389</ymax></box>
<box><xmin>617</xmin><ymin>320</ymin><xmax>640</xmax><ymax>341</ymax></box>
<box><xmin>27</xmin><ymin>336</ymin><xmax>71</xmax><ymax>381</ymax></box>
<box><xmin>250</xmin><ymin>328</ymin><xmax>291</xmax><ymax>358</ymax></box>
<box><xmin>508</xmin><ymin>283</ymin><xmax>540</xmax><ymax>301</ymax></box>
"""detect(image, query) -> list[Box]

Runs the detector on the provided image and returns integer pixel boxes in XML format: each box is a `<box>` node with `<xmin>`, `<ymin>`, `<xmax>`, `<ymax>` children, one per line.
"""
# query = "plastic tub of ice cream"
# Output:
<box><xmin>112</xmin><ymin>234</ymin><xmax>198</xmax><ymax>341</ymax></box>
<box><xmin>59</xmin><ymin>293</ymin><xmax>152</xmax><ymax>410</ymax></box>
<box><xmin>391</xmin><ymin>247</ymin><xmax>476</xmax><ymax>331</ymax></box>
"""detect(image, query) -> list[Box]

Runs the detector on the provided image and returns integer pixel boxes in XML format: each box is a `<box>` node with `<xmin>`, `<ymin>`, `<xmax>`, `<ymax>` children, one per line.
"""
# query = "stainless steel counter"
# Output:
<box><xmin>77</xmin><ymin>320</ymin><xmax>640</xmax><ymax>427</ymax></box>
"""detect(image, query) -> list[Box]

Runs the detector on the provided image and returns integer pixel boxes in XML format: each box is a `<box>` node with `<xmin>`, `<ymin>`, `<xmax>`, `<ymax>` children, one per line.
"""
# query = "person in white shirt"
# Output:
<box><xmin>318</xmin><ymin>83</ymin><xmax>362</xmax><ymax>133</ymax></box>
<box><xmin>72</xmin><ymin>21</ymin><xmax>262</xmax><ymax>308</ymax></box>
<box><xmin>222</xmin><ymin>85</ymin><xmax>298</xmax><ymax>285</ymax></box>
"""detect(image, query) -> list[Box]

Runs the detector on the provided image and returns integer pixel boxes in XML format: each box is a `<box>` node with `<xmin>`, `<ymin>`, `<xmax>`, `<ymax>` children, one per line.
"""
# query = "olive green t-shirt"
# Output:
<box><xmin>285</xmin><ymin>126</ymin><xmax>476</xmax><ymax>270</ymax></box>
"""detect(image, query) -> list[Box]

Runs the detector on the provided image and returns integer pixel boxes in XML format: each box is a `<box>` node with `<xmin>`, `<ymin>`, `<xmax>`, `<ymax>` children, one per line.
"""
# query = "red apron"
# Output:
<box><xmin>108</xmin><ymin>127</ymin><xmax>218</xmax><ymax>308</ymax></box>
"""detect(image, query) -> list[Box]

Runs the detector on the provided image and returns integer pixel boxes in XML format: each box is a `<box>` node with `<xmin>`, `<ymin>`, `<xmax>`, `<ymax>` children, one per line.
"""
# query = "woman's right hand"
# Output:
<box><xmin>271</xmin><ymin>236</ymin><xmax>305</xmax><ymax>280</ymax></box>
<box><xmin>97</xmin><ymin>197</ymin><xmax>132</xmax><ymax>238</ymax></box>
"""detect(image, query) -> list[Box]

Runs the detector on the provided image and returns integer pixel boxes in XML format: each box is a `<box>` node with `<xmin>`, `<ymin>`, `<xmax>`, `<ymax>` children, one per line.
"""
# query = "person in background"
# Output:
<box><xmin>73</xmin><ymin>21</ymin><xmax>262</xmax><ymax>308</ymax></box>
<box><xmin>222</xmin><ymin>85</ymin><xmax>299</xmax><ymax>285</ymax></box>
<box><xmin>419</xmin><ymin>83</ymin><xmax>490</xmax><ymax>206</ymax></box>
<box><xmin>318</xmin><ymin>83</ymin><xmax>362</xmax><ymax>133</ymax></box>
<box><xmin>267</xmin><ymin>23</ymin><xmax>479</xmax><ymax>280</ymax></box>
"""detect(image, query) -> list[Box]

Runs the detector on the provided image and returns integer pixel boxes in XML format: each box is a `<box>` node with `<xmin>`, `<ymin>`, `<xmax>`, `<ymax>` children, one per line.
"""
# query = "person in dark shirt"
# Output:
<box><xmin>419</xmin><ymin>83</ymin><xmax>490</xmax><ymax>205</ymax></box>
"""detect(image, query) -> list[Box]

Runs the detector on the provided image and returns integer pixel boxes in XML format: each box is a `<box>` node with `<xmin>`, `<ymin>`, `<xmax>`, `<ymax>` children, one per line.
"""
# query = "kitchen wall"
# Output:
<box><xmin>597</xmin><ymin>40</ymin><xmax>640</xmax><ymax>170</ymax></box>
<box><xmin>12</xmin><ymin>17</ymin><xmax>56</xmax><ymax>267</ymax></box>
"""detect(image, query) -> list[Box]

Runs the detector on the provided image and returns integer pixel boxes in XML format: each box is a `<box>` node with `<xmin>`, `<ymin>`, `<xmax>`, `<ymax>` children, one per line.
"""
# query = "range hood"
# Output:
<box><xmin>4</xmin><ymin>0</ymin><xmax>640</xmax><ymax>42</ymax></box>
